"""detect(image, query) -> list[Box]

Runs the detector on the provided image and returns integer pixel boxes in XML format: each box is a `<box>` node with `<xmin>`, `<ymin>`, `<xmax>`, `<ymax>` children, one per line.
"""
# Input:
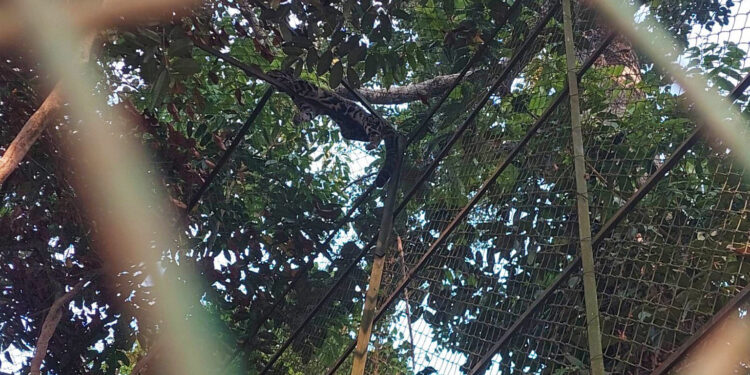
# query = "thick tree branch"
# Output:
<box><xmin>0</xmin><ymin>22</ymin><xmax>99</xmax><ymax>187</ymax></box>
<box><xmin>335</xmin><ymin>70</ymin><xmax>489</xmax><ymax>105</ymax></box>
<box><xmin>0</xmin><ymin>85</ymin><xmax>65</xmax><ymax>186</ymax></box>
<box><xmin>0</xmin><ymin>0</ymin><xmax>198</xmax><ymax>186</ymax></box>
<box><xmin>29</xmin><ymin>279</ymin><xmax>87</xmax><ymax>375</ymax></box>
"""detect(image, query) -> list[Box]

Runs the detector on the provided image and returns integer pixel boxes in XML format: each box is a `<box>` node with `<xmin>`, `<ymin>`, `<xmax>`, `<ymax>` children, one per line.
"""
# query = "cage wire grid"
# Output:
<box><xmin>248</xmin><ymin>1</ymin><xmax>537</xmax><ymax>373</ymax></box>
<box><xmin>247</xmin><ymin>0</ymin><xmax>750</xmax><ymax>374</ymax></box>
<box><xmin>240</xmin><ymin>4</ymin><xmax>537</xmax><ymax>366</ymax></box>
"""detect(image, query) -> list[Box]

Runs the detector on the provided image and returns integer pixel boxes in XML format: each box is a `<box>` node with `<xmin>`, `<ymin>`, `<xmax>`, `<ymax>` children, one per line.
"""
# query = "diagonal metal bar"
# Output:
<box><xmin>650</xmin><ymin>286</ymin><xmax>750</xmax><ymax>375</ymax></box>
<box><xmin>185</xmin><ymin>87</ymin><xmax>274</xmax><ymax>214</ymax></box>
<box><xmin>401</xmin><ymin>0</ymin><xmax>524</xmax><ymax>145</ymax></box>
<box><xmin>257</xmin><ymin>5</ymin><xmax>557</xmax><ymax>375</ymax></box>
<box><xmin>647</xmin><ymin>72</ymin><xmax>750</xmax><ymax>375</ymax></box>
<box><xmin>323</xmin><ymin>4</ymin><xmax>568</xmax><ymax>373</ymax></box>
<box><xmin>468</xmin><ymin>68</ymin><xmax>750</xmax><ymax>375</ymax></box>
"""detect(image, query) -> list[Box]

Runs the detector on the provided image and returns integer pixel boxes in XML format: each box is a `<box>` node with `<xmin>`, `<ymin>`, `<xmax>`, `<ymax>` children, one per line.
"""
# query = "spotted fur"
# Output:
<box><xmin>267</xmin><ymin>70</ymin><xmax>399</xmax><ymax>187</ymax></box>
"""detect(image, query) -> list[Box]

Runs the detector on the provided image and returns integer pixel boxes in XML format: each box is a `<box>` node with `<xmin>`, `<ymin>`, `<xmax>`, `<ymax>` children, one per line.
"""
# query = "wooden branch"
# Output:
<box><xmin>0</xmin><ymin>20</ymin><xmax>101</xmax><ymax>186</ymax></box>
<box><xmin>335</xmin><ymin>70</ymin><xmax>488</xmax><ymax>105</ymax></box>
<box><xmin>29</xmin><ymin>279</ymin><xmax>87</xmax><ymax>375</ymax></box>
<box><xmin>0</xmin><ymin>84</ymin><xmax>64</xmax><ymax>185</ymax></box>
<box><xmin>0</xmin><ymin>0</ymin><xmax>198</xmax><ymax>186</ymax></box>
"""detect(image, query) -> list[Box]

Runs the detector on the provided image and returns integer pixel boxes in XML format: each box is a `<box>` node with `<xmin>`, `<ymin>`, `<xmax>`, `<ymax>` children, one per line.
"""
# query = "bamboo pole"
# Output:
<box><xmin>561</xmin><ymin>0</ymin><xmax>606</xmax><ymax>373</ymax></box>
<box><xmin>350</xmin><ymin>136</ymin><xmax>404</xmax><ymax>375</ymax></box>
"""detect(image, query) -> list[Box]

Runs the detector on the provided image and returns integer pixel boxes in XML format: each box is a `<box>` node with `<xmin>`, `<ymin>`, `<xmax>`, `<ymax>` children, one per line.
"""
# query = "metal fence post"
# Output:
<box><xmin>561</xmin><ymin>0</ymin><xmax>605</xmax><ymax>373</ymax></box>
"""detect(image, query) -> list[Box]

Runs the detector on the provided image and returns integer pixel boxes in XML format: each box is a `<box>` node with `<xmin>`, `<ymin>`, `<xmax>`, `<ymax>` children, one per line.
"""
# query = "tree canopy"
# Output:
<box><xmin>1</xmin><ymin>0</ymin><xmax>748</xmax><ymax>374</ymax></box>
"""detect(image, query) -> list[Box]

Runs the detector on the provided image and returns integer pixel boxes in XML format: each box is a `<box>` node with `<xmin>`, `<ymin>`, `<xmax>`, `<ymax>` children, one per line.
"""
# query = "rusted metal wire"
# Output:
<box><xmin>253</xmin><ymin>2</ymin><xmax>540</xmax><ymax>372</ymax></box>
<box><xmin>245</xmin><ymin>1</ymin><xmax>750</xmax><ymax>374</ymax></box>
<box><xmin>326</xmin><ymin>24</ymin><xmax>617</xmax><ymax>375</ymax></box>
<box><xmin>185</xmin><ymin>87</ymin><xmax>274</xmax><ymax>214</ymax></box>
<box><xmin>322</xmin><ymin>4</ymin><xmax>573</xmax><ymax>372</ymax></box>
<box><xmin>468</xmin><ymin>57</ymin><xmax>750</xmax><ymax>375</ymax></box>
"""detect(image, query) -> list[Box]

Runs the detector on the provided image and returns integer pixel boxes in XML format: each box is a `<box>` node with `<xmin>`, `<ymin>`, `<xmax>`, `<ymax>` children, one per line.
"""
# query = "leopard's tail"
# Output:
<box><xmin>374</xmin><ymin>134</ymin><xmax>400</xmax><ymax>188</ymax></box>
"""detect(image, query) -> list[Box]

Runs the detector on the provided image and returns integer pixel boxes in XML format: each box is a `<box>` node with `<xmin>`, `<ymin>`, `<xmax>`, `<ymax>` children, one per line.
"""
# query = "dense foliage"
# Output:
<box><xmin>0</xmin><ymin>0</ymin><xmax>748</xmax><ymax>374</ymax></box>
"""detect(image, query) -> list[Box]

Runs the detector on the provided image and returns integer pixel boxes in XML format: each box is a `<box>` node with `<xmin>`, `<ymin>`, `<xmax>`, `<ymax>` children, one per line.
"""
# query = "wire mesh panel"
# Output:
<box><xmin>587</xmin><ymin>1</ymin><xmax>750</xmax><ymax>373</ymax></box>
<box><xmin>593</xmin><ymin>145</ymin><xmax>750</xmax><ymax>374</ymax></box>
<box><xmin>349</xmin><ymin>4</ymin><xmax>596</xmax><ymax>374</ymax></box>
<box><xmin>250</xmin><ymin>0</ymin><xmax>532</xmax><ymax>372</ymax></box>
<box><xmin>477</xmin><ymin>0</ymin><xmax>750</xmax><ymax>374</ymax></box>
<box><xmin>250</xmin><ymin>0</ymin><xmax>750</xmax><ymax>374</ymax></box>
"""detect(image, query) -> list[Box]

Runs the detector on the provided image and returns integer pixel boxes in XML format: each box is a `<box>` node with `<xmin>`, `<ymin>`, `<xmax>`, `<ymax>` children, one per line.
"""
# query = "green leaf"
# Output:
<box><xmin>378</xmin><ymin>14</ymin><xmax>393</xmax><ymax>41</ymax></box>
<box><xmin>329</xmin><ymin>61</ymin><xmax>344</xmax><ymax>88</ymax></box>
<box><xmin>282</xmin><ymin>45</ymin><xmax>304</xmax><ymax>56</ymax></box>
<box><xmin>138</xmin><ymin>27</ymin><xmax>161</xmax><ymax>44</ymax></box>
<box><xmin>305</xmin><ymin>48</ymin><xmax>318</xmax><ymax>72</ymax></box>
<box><xmin>348</xmin><ymin>45</ymin><xmax>367</xmax><ymax>65</ymax></box>
<box><xmin>443</xmin><ymin>0</ymin><xmax>455</xmax><ymax>16</ymax></box>
<box><xmin>150</xmin><ymin>69</ymin><xmax>170</xmax><ymax>109</ymax></box>
<box><xmin>171</xmin><ymin>58</ymin><xmax>201</xmax><ymax>75</ymax></box>
<box><xmin>317</xmin><ymin>50</ymin><xmax>333</xmax><ymax>75</ymax></box>
<box><xmin>390</xmin><ymin>8</ymin><xmax>412</xmax><ymax>20</ymax></box>
<box><xmin>195</xmin><ymin>122</ymin><xmax>207</xmax><ymax>137</ymax></box>
<box><xmin>330</xmin><ymin>29</ymin><xmax>345</xmax><ymax>46</ymax></box>
<box><xmin>363</xmin><ymin>54</ymin><xmax>378</xmax><ymax>82</ymax></box>
<box><xmin>281</xmin><ymin>55</ymin><xmax>298</xmax><ymax>70</ymax></box>
<box><xmin>714</xmin><ymin>76</ymin><xmax>734</xmax><ymax>91</ymax></box>
<box><xmin>387</xmin><ymin>53</ymin><xmax>402</xmax><ymax>82</ymax></box>
<box><xmin>563</xmin><ymin>353</ymin><xmax>585</xmax><ymax>369</ymax></box>
<box><xmin>141</xmin><ymin>55</ymin><xmax>158</xmax><ymax>82</ymax></box>
<box><xmin>567</xmin><ymin>276</ymin><xmax>580</xmax><ymax>288</ymax></box>
<box><xmin>443</xmin><ymin>269</ymin><xmax>454</xmax><ymax>283</ymax></box>
<box><xmin>361</xmin><ymin>11</ymin><xmax>377</xmax><ymax>34</ymax></box>
<box><xmin>278</xmin><ymin>25</ymin><xmax>293</xmax><ymax>41</ymax></box>
<box><xmin>168</xmin><ymin>37</ymin><xmax>193</xmax><ymax>57</ymax></box>
<box><xmin>526</xmin><ymin>246</ymin><xmax>537</xmax><ymax>265</ymax></box>
<box><xmin>346</xmin><ymin>66</ymin><xmax>360</xmax><ymax>88</ymax></box>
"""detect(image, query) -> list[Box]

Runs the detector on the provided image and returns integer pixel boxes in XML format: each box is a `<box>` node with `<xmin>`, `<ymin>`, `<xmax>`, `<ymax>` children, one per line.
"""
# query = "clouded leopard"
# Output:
<box><xmin>266</xmin><ymin>70</ymin><xmax>400</xmax><ymax>188</ymax></box>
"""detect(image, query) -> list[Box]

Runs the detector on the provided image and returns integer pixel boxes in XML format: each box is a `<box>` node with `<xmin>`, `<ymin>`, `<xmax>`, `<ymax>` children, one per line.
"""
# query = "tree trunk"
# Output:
<box><xmin>29</xmin><ymin>280</ymin><xmax>86</xmax><ymax>375</ymax></box>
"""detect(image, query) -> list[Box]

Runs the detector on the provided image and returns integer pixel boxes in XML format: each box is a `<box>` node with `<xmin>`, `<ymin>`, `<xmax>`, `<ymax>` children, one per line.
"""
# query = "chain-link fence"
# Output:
<box><xmin>246</xmin><ymin>0</ymin><xmax>750</xmax><ymax>374</ymax></box>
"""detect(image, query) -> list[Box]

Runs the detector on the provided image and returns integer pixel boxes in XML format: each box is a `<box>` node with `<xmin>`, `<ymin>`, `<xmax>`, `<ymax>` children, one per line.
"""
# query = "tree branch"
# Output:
<box><xmin>335</xmin><ymin>70</ymin><xmax>489</xmax><ymax>105</ymax></box>
<box><xmin>0</xmin><ymin>22</ymin><xmax>99</xmax><ymax>187</ymax></box>
<box><xmin>0</xmin><ymin>0</ymin><xmax>198</xmax><ymax>186</ymax></box>
<box><xmin>29</xmin><ymin>279</ymin><xmax>87</xmax><ymax>375</ymax></box>
<box><xmin>0</xmin><ymin>84</ymin><xmax>65</xmax><ymax>186</ymax></box>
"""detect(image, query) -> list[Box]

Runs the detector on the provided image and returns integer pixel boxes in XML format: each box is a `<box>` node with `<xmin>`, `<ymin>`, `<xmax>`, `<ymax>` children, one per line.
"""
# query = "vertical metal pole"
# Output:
<box><xmin>350</xmin><ymin>136</ymin><xmax>403</xmax><ymax>375</ymax></box>
<box><xmin>561</xmin><ymin>0</ymin><xmax>605</xmax><ymax>374</ymax></box>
